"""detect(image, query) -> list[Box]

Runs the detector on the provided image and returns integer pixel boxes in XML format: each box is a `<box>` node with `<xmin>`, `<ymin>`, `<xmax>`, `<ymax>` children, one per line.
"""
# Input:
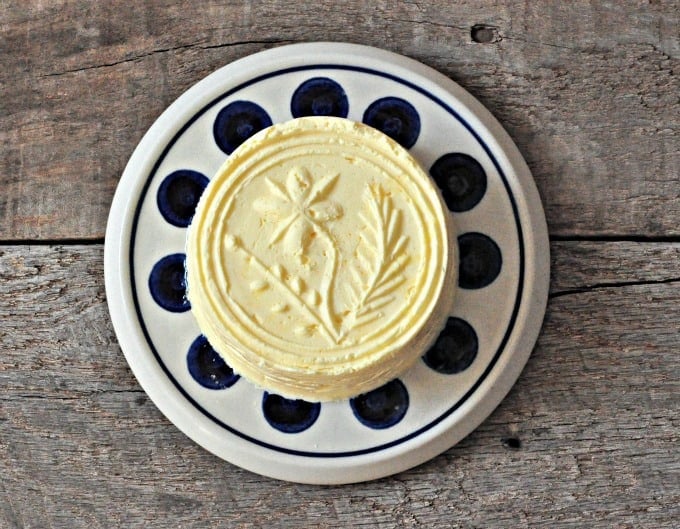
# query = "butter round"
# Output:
<box><xmin>186</xmin><ymin>116</ymin><xmax>455</xmax><ymax>401</ymax></box>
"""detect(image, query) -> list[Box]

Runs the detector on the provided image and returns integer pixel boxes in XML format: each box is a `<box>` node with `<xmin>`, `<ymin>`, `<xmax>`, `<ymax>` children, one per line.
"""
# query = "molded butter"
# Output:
<box><xmin>186</xmin><ymin>117</ymin><xmax>455</xmax><ymax>401</ymax></box>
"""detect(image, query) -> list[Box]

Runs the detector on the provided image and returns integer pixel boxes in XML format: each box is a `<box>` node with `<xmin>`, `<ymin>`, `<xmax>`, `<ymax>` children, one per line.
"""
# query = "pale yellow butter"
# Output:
<box><xmin>186</xmin><ymin>117</ymin><xmax>455</xmax><ymax>401</ymax></box>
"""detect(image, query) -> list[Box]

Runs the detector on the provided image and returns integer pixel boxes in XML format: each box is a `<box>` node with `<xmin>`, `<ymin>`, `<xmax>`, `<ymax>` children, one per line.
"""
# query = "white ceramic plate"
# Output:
<box><xmin>105</xmin><ymin>42</ymin><xmax>549</xmax><ymax>484</ymax></box>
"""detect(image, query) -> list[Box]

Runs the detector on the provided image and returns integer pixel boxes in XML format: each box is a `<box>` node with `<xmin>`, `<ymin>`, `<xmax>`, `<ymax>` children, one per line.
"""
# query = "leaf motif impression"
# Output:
<box><xmin>343</xmin><ymin>185</ymin><xmax>410</xmax><ymax>334</ymax></box>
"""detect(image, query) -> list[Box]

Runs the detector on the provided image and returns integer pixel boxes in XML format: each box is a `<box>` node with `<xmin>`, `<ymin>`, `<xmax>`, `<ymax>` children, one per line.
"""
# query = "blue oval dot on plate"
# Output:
<box><xmin>350</xmin><ymin>379</ymin><xmax>409</xmax><ymax>429</ymax></box>
<box><xmin>362</xmin><ymin>97</ymin><xmax>420</xmax><ymax>149</ymax></box>
<box><xmin>430</xmin><ymin>153</ymin><xmax>487</xmax><ymax>212</ymax></box>
<box><xmin>458</xmin><ymin>232</ymin><xmax>502</xmax><ymax>289</ymax></box>
<box><xmin>213</xmin><ymin>101</ymin><xmax>272</xmax><ymax>154</ymax></box>
<box><xmin>187</xmin><ymin>335</ymin><xmax>240</xmax><ymax>389</ymax></box>
<box><xmin>424</xmin><ymin>317</ymin><xmax>478</xmax><ymax>374</ymax></box>
<box><xmin>291</xmin><ymin>77</ymin><xmax>349</xmax><ymax>118</ymax></box>
<box><xmin>262</xmin><ymin>393</ymin><xmax>321</xmax><ymax>434</ymax></box>
<box><xmin>156</xmin><ymin>169</ymin><xmax>209</xmax><ymax>227</ymax></box>
<box><xmin>148</xmin><ymin>253</ymin><xmax>190</xmax><ymax>312</ymax></box>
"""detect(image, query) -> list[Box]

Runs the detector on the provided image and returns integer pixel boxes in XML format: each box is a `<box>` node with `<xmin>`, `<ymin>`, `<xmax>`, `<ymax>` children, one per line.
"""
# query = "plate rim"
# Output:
<box><xmin>105</xmin><ymin>42</ymin><xmax>550</xmax><ymax>484</ymax></box>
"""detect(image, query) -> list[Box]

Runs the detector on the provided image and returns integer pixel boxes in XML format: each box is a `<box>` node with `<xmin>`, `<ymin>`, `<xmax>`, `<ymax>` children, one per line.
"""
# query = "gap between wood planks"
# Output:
<box><xmin>549</xmin><ymin>277</ymin><xmax>680</xmax><ymax>299</ymax></box>
<box><xmin>547</xmin><ymin>235</ymin><xmax>680</xmax><ymax>297</ymax></box>
<box><xmin>2</xmin><ymin>389</ymin><xmax>146</xmax><ymax>402</ymax></box>
<box><xmin>549</xmin><ymin>234</ymin><xmax>680</xmax><ymax>243</ymax></box>
<box><xmin>1</xmin><ymin>235</ymin><xmax>679</xmax><ymax>300</ymax></box>
<box><xmin>0</xmin><ymin>237</ymin><xmax>105</xmax><ymax>246</ymax></box>
<box><xmin>2</xmin><ymin>234</ymin><xmax>679</xmax><ymax>246</ymax></box>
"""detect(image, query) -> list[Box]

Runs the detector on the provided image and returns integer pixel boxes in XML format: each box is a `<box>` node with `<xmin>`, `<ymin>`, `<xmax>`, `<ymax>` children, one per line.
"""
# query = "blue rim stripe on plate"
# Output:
<box><xmin>128</xmin><ymin>64</ymin><xmax>525</xmax><ymax>457</ymax></box>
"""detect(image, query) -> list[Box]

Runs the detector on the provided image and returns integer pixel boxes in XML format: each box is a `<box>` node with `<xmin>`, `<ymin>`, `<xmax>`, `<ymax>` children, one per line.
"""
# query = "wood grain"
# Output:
<box><xmin>1</xmin><ymin>0</ymin><xmax>678</xmax><ymax>240</ymax></box>
<box><xmin>1</xmin><ymin>242</ymin><xmax>678</xmax><ymax>528</ymax></box>
<box><xmin>2</xmin><ymin>1</ymin><xmax>678</xmax><ymax>527</ymax></box>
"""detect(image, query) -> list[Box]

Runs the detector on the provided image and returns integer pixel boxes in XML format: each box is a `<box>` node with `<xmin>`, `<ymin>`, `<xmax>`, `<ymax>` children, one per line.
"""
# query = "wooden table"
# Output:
<box><xmin>2</xmin><ymin>1</ymin><xmax>678</xmax><ymax>527</ymax></box>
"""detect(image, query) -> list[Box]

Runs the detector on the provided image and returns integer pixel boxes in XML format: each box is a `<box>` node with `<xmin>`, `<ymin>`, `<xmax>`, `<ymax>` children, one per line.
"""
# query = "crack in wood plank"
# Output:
<box><xmin>382</xmin><ymin>16</ymin><xmax>468</xmax><ymax>32</ymax></box>
<box><xmin>500</xmin><ymin>34</ymin><xmax>580</xmax><ymax>51</ymax></box>
<box><xmin>39</xmin><ymin>43</ymin><xmax>197</xmax><ymax>78</ymax></box>
<box><xmin>39</xmin><ymin>38</ymin><xmax>293</xmax><ymax>78</ymax></box>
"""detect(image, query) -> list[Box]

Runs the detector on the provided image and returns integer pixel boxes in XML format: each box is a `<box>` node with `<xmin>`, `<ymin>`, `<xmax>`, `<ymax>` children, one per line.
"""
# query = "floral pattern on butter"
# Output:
<box><xmin>187</xmin><ymin>117</ymin><xmax>452</xmax><ymax>400</ymax></box>
<box><xmin>228</xmin><ymin>165</ymin><xmax>410</xmax><ymax>346</ymax></box>
<box><xmin>254</xmin><ymin>168</ymin><xmax>343</xmax><ymax>254</ymax></box>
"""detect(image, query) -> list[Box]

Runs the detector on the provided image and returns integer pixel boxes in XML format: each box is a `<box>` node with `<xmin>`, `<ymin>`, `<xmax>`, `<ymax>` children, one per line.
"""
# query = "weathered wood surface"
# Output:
<box><xmin>1</xmin><ymin>242</ymin><xmax>678</xmax><ymax>528</ymax></box>
<box><xmin>2</xmin><ymin>0</ymin><xmax>679</xmax><ymax>527</ymax></box>
<box><xmin>1</xmin><ymin>0</ymin><xmax>678</xmax><ymax>240</ymax></box>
